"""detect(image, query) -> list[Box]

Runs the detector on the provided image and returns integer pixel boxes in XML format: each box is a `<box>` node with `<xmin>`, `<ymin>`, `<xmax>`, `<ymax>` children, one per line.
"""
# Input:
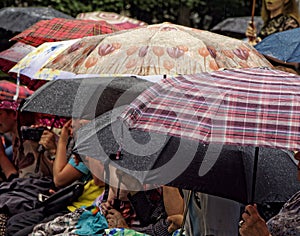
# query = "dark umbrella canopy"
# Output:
<box><xmin>20</xmin><ymin>76</ymin><xmax>154</xmax><ymax>119</ymax></box>
<box><xmin>74</xmin><ymin>109</ymin><xmax>300</xmax><ymax>205</ymax></box>
<box><xmin>0</xmin><ymin>7</ymin><xmax>73</xmax><ymax>33</ymax></box>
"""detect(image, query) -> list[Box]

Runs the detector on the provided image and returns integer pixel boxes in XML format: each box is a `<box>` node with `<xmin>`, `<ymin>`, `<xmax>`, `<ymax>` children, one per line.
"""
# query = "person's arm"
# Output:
<box><xmin>0</xmin><ymin>141</ymin><xmax>17</xmax><ymax>180</ymax></box>
<box><xmin>163</xmin><ymin>186</ymin><xmax>184</xmax><ymax>216</ymax></box>
<box><xmin>239</xmin><ymin>204</ymin><xmax>271</xmax><ymax>236</ymax></box>
<box><xmin>53</xmin><ymin>120</ymin><xmax>83</xmax><ymax>188</ymax></box>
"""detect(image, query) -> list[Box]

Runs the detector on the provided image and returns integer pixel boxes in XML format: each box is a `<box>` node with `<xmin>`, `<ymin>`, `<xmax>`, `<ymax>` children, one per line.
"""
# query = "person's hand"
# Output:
<box><xmin>245</xmin><ymin>22</ymin><xmax>261</xmax><ymax>46</ymax></box>
<box><xmin>59</xmin><ymin>119</ymin><xmax>72</xmax><ymax>144</ymax></box>
<box><xmin>101</xmin><ymin>199</ymin><xmax>113</xmax><ymax>216</ymax></box>
<box><xmin>167</xmin><ymin>214</ymin><xmax>183</xmax><ymax>233</ymax></box>
<box><xmin>106</xmin><ymin>208</ymin><xmax>129</xmax><ymax>228</ymax></box>
<box><xmin>239</xmin><ymin>204</ymin><xmax>271</xmax><ymax>236</ymax></box>
<box><xmin>39</xmin><ymin>130</ymin><xmax>57</xmax><ymax>155</ymax></box>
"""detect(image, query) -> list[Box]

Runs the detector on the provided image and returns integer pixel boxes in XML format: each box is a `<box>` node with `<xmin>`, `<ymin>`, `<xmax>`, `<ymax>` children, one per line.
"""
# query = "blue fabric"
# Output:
<box><xmin>68</xmin><ymin>156</ymin><xmax>91</xmax><ymax>182</ymax></box>
<box><xmin>255</xmin><ymin>27</ymin><xmax>300</xmax><ymax>63</ymax></box>
<box><xmin>75</xmin><ymin>208</ymin><xmax>108</xmax><ymax>235</ymax></box>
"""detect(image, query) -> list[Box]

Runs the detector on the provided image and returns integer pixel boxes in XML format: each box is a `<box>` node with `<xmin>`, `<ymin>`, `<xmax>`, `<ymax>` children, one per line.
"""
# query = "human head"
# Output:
<box><xmin>71</xmin><ymin>118</ymin><xmax>90</xmax><ymax>140</ymax></box>
<box><xmin>261</xmin><ymin>0</ymin><xmax>300</xmax><ymax>22</ymax></box>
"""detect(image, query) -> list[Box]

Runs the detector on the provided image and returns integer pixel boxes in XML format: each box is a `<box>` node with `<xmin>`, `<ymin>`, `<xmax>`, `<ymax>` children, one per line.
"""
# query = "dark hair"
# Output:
<box><xmin>261</xmin><ymin>0</ymin><xmax>300</xmax><ymax>23</ymax></box>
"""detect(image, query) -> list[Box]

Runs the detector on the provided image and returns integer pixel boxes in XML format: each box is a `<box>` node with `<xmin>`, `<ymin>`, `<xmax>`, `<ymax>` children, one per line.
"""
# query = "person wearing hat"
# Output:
<box><xmin>0</xmin><ymin>99</ymin><xmax>53</xmax><ymax>180</ymax></box>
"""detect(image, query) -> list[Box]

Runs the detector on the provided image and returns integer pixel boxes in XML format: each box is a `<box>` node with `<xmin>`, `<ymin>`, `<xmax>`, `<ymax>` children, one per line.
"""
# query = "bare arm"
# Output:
<box><xmin>53</xmin><ymin>120</ymin><xmax>83</xmax><ymax>188</ymax></box>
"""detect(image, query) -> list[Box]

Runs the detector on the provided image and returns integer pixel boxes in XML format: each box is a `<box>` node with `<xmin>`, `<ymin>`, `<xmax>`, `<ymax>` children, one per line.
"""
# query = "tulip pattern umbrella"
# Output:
<box><xmin>38</xmin><ymin>22</ymin><xmax>272</xmax><ymax>79</ymax></box>
<box><xmin>10</xmin><ymin>18</ymin><xmax>120</xmax><ymax>47</ymax></box>
<box><xmin>76</xmin><ymin>11</ymin><xmax>147</xmax><ymax>30</ymax></box>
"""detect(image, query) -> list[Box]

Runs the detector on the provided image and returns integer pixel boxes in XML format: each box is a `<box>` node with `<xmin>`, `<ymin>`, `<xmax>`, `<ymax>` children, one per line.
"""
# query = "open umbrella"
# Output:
<box><xmin>0</xmin><ymin>80</ymin><xmax>33</xmax><ymax>104</ymax></box>
<box><xmin>0</xmin><ymin>7</ymin><xmax>73</xmax><ymax>33</ymax></box>
<box><xmin>254</xmin><ymin>27</ymin><xmax>300</xmax><ymax>63</ymax></box>
<box><xmin>76</xmin><ymin>11</ymin><xmax>147</xmax><ymax>29</ymax></box>
<box><xmin>211</xmin><ymin>16</ymin><xmax>264</xmax><ymax>39</ymax></box>
<box><xmin>35</xmin><ymin>22</ymin><xmax>272</xmax><ymax>79</ymax></box>
<box><xmin>106</xmin><ymin>67</ymin><xmax>300</xmax><ymax>204</ymax></box>
<box><xmin>10</xmin><ymin>17</ymin><xmax>120</xmax><ymax>47</ymax></box>
<box><xmin>0</xmin><ymin>42</ymin><xmax>35</xmax><ymax>73</ymax></box>
<box><xmin>8</xmin><ymin>39</ymin><xmax>79</xmax><ymax>90</ymax></box>
<box><xmin>73</xmin><ymin>106</ymin><xmax>300</xmax><ymax>206</ymax></box>
<box><xmin>20</xmin><ymin>75</ymin><xmax>155</xmax><ymax>119</ymax></box>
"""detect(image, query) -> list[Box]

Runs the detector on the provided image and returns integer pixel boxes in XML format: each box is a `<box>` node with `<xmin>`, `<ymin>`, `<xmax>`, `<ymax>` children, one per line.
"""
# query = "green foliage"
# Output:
<box><xmin>0</xmin><ymin>0</ymin><xmax>260</xmax><ymax>29</ymax></box>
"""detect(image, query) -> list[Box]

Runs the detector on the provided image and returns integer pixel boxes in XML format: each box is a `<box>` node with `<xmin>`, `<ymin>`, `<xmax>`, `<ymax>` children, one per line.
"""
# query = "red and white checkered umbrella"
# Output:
<box><xmin>121</xmin><ymin>67</ymin><xmax>300</xmax><ymax>151</ymax></box>
<box><xmin>10</xmin><ymin>18</ymin><xmax>120</xmax><ymax>47</ymax></box>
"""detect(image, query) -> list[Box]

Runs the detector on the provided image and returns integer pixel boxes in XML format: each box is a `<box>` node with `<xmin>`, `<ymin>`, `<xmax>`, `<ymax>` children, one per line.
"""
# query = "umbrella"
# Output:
<box><xmin>8</xmin><ymin>39</ymin><xmax>79</xmax><ymax>90</ymax></box>
<box><xmin>211</xmin><ymin>16</ymin><xmax>264</xmax><ymax>39</ymax></box>
<box><xmin>35</xmin><ymin>22</ymin><xmax>272</xmax><ymax>79</ymax></box>
<box><xmin>10</xmin><ymin>17</ymin><xmax>120</xmax><ymax>47</ymax></box>
<box><xmin>121</xmin><ymin>67</ymin><xmax>300</xmax><ymax>151</ymax></box>
<box><xmin>0</xmin><ymin>42</ymin><xmax>35</xmax><ymax>73</ymax></box>
<box><xmin>0</xmin><ymin>7</ymin><xmax>73</xmax><ymax>33</ymax></box>
<box><xmin>104</xmin><ymin>66</ymin><xmax>300</xmax><ymax>204</ymax></box>
<box><xmin>20</xmin><ymin>75</ymin><xmax>155</xmax><ymax>119</ymax></box>
<box><xmin>254</xmin><ymin>27</ymin><xmax>300</xmax><ymax>63</ymax></box>
<box><xmin>73</xmin><ymin>107</ymin><xmax>300</xmax><ymax>206</ymax></box>
<box><xmin>76</xmin><ymin>11</ymin><xmax>147</xmax><ymax>29</ymax></box>
<box><xmin>0</xmin><ymin>80</ymin><xmax>33</xmax><ymax>104</ymax></box>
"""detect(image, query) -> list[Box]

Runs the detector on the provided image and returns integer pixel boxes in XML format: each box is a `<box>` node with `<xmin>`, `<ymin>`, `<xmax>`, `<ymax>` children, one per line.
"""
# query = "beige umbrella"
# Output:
<box><xmin>23</xmin><ymin>22</ymin><xmax>273</xmax><ymax>78</ymax></box>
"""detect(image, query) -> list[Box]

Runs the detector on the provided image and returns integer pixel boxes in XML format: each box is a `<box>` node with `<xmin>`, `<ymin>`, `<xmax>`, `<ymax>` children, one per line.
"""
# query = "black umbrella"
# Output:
<box><xmin>74</xmin><ymin>109</ymin><xmax>300</xmax><ymax>205</ymax></box>
<box><xmin>20</xmin><ymin>76</ymin><xmax>154</xmax><ymax>119</ymax></box>
<box><xmin>0</xmin><ymin>7</ymin><xmax>73</xmax><ymax>33</ymax></box>
<box><xmin>211</xmin><ymin>16</ymin><xmax>263</xmax><ymax>39</ymax></box>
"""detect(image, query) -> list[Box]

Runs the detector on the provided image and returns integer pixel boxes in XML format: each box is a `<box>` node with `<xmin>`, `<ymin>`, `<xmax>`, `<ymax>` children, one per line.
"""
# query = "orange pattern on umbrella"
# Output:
<box><xmin>42</xmin><ymin>22</ymin><xmax>273</xmax><ymax>76</ymax></box>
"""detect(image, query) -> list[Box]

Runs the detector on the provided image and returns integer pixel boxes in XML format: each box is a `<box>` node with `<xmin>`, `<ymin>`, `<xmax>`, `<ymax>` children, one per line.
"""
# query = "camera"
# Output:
<box><xmin>21</xmin><ymin>127</ymin><xmax>45</xmax><ymax>142</ymax></box>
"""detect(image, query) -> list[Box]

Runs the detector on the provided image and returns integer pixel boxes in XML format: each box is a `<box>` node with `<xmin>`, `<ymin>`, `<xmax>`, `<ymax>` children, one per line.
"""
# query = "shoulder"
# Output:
<box><xmin>281</xmin><ymin>15</ymin><xmax>300</xmax><ymax>29</ymax></box>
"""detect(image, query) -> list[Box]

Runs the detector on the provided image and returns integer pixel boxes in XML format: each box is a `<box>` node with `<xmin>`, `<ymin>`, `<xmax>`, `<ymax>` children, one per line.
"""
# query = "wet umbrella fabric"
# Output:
<box><xmin>37</xmin><ymin>22</ymin><xmax>272</xmax><ymax>79</ymax></box>
<box><xmin>211</xmin><ymin>16</ymin><xmax>264</xmax><ymax>39</ymax></box>
<box><xmin>74</xmin><ymin>108</ymin><xmax>300</xmax><ymax>205</ymax></box>
<box><xmin>121</xmin><ymin>67</ymin><xmax>300</xmax><ymax>151</ymax></box>
<box><xmin>0</xmin><ymin>7</ymin><xmax>73</xmax><ymax>33</ymax></box>
<box><xmin>254</xmin><ymin>27</ymin><xmax>300</xmax><ymax>63</ymax></box>
<box><xmin>10</xmin><ymin>17</ymin><xmax>120</xmax><ymax>47</ymax></box>
<box><xmin>20</xmin><ymin>75</ymin><xmax>154</xmax><ymax>119</ymax></box>
<box><xmin>0</xmin><ymin>80</ymin><xmax>33</xmax><ymax>103</ymax></box>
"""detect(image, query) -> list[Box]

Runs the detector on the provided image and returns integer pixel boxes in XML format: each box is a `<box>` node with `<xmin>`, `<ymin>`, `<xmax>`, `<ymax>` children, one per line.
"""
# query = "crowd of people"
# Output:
<box><xmin>0</xmin><ymin>0</ymin><xmax>300</xmax><ymax>235</ymax></box>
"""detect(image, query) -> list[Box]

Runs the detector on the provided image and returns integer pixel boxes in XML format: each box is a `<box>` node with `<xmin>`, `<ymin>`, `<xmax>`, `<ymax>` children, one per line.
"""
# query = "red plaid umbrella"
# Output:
<box><xmin>0</xmin><ymin>80</ymin><xmax>33</xmax><ymax>104</ymax></box>
<box><xmin>121</xmin><ymin>67</ymin><xmax>300</xmax><ymax>151</ymax></box>
<box><xmin>10</xmin><ymin>18</ymin><xmax>120</xmax><ymax>47</ymax></box>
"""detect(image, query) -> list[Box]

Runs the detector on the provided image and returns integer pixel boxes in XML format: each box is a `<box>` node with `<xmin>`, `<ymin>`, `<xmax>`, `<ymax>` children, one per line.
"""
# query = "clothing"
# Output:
<box><xmin>5</xmin><ymin>180</ymin><xmax>104</xmax><ymax>236</ymax></box>
<box><xmin>183</xmin><ymin>191</ymin><xmax>242</xmax><ymax>236</ymax></box>
<box><xmin>68</xmin><ymin>156</ymin><xmax>91</xmax><ymax>183</ymax></box>
<box><xmin>12</xmin><ymin>137</ymin><xmax>53</xmax><ymax>178</ymax></box>
<box><xmin>267</xmin><ymin>190</ymin><xmax>300</xmax><ymax>235</ymax></box>
<box><xmin>259</xmin><ymin>14</ymin><xmax>299</xmax><ymax>39</ymax></box>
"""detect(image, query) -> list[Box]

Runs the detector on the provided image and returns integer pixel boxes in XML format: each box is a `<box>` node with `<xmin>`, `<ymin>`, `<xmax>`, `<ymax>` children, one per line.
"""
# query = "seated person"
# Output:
<box><xmin>5</xmin><ymin>118</ymin><xmax>105</xmax><ymax>236</ymax></box>
<box><xmin>101</xmin><ymin>168</ymin><xmax>184</xmax><ymax>236</ymax></box>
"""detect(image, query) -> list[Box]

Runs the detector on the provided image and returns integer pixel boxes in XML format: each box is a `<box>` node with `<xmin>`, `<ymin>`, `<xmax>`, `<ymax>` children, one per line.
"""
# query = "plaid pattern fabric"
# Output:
<box><xmin>0</xmin><ymin>80</ymin><xmax>33</xmax><ymax>103</ymax></box>
<box><xmin>121</xmin><ymin>67</ymin><xmax>300</xmax><ymax>151</ymax></box>
<box><xmin>11</xmin><ymin>18</ymin><xmax>119</xmax><ymax>47</ymax></box>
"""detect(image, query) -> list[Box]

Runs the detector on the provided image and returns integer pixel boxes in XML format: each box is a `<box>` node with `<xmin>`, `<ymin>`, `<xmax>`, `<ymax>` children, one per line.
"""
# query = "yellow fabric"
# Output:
<box><xmin>67</xmin><ymin>179</ymin><xmax>104</xmax><ymax>212</ymax></box>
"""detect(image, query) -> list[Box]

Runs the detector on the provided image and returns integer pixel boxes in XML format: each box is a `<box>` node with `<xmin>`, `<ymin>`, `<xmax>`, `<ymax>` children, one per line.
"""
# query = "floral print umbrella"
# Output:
<box><xmin>40</xmin><ymin>22</ymin><xmax>272</xmax><ymax>78</ymax></box>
